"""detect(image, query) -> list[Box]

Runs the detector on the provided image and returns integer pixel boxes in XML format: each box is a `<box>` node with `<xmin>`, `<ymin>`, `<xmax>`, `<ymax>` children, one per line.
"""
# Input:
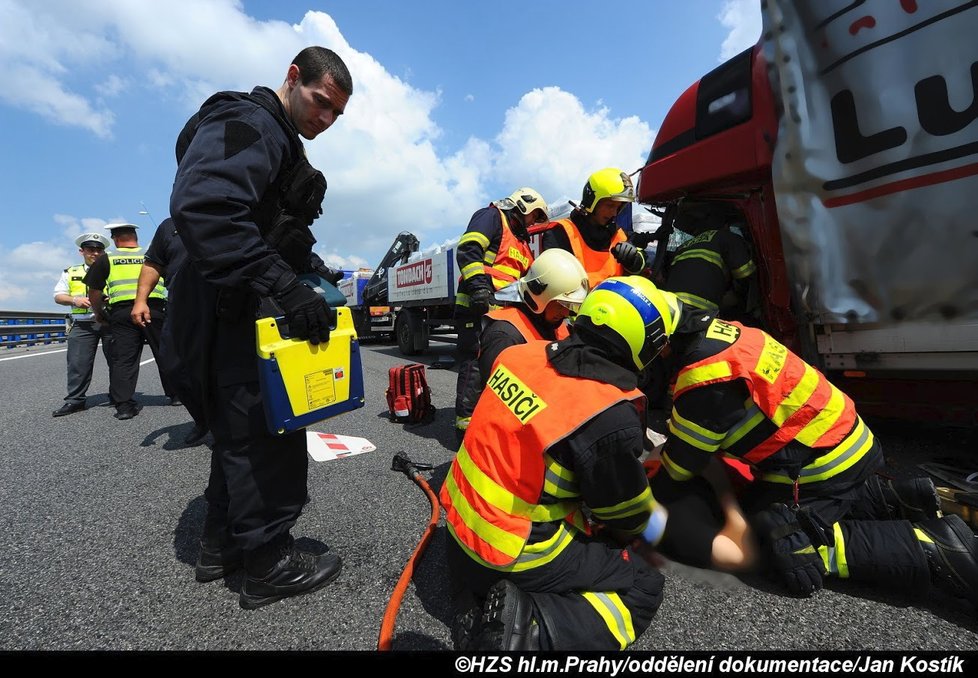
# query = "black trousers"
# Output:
<box><xmin>202</xmin><ymin>309</ymin><xmax>308</xmax><ymax>554</ymax></box>
<box><xmin>739</xmin><ymin>442</ymin><xmax>930</xmax><ymax>590</ymax></box>
<box><xmin>107</xmin><ymin>301</ymin><xmax>173</xmax><ymax>407</ymax></box>
<box><xmin>446</xmin><ymin>530</ymin><xmax>664</xmax><ymax>650</ymax></box>
<box><xmin>63</xmin><ymin>320</ymin><xmax>113</xmax><ymax>405</ymax></box>
<box><xmin>453</xmin><ymin>310</ymin><xmax>482</xmax><ymax>430</ymax></box>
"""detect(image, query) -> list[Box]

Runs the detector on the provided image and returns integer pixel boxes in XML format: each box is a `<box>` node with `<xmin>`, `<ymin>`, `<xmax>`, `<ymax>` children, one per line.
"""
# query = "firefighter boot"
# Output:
<box><xmin>475</xmin><ymin>580</ymin><xmax>542</xmax><ymax>651</ymax></box>
<box><xmin>240</xmin><ymin>535</ymin><xmax>342</xmax><ymax>610</ymax></box>
<box><xmin>194</xmin><ymin>509</ymin><xmax>243</xmax><ymax>582</ymax></box>
<box><xmin>873</xmin><ymin>476</ymin><xmax>942</xmax><ymax>522</ymax></box>
<box><xmin>915</xmin><ymin>515</ymin><xmax>978</xmax><ymax>609</ymax></box>
<box><xmin>450</xmin><ymin>590</ymin><xmax>483</xmax><ymax>651</ymax></box>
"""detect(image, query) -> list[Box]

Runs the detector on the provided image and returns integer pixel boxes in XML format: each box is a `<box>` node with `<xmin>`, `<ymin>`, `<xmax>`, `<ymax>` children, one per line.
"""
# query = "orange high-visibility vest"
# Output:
<box><xmin>440</xmin><ymin>341</ymin><xmax>645</xmax><ymax>568</ymax></box>
<box><xmin>485</xmin><ymin>208</ymin><xmax>534</xmax><ymax>289</ymax></box>
<box><xmin>673</xmin><ymin>320</ymin><xmax>857</xmax><ymax>464</ymax></box>
<box><xmin>485</xmin><ymin>306</ymin><xmax>569</xmax><ymax>341</ymax></box>
<box><xmin>555</xmin><ymin>218</ymin><xmax>626</xmax><ymax>289</ymax></box>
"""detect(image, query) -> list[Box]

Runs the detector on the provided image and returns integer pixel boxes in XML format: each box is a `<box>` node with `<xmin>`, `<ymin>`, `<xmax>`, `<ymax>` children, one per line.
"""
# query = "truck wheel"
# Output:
<box><xmin>395</xmin><ymin>309</ymin><xmax>430</xmax><ymax>356</ymax></box>
<box><xmin>395</xmin><ymin>311</ymin><xmax>418</xmax><ymax>356</ymax></box>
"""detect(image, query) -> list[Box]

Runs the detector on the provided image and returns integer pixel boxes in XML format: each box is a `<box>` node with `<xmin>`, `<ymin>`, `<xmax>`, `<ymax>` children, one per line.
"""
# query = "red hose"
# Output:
<box><xmin>377</xmin><ymin>471</ymin><xmax>441</xmax><ymax>651</ymax></box>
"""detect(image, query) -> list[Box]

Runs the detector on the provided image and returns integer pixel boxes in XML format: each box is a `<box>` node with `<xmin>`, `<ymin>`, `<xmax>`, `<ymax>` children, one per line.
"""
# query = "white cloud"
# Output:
<box><xmin>718</xmin><ymin>0</ymin><xmax>762</xmax><ymax>61</ymax></box>
<box><xmin>491</xmin><ymin>87</ymin><xmax>653</xmax><ymax>205</ymax></box>
<box><xmin>0</xmin><ymin>1</ymin><xmax>659</xmax><ymax>309</ymax></box>
<box><xmin>95</xmin><ymin>74</ymin><xmax>128</xmax><ymax>98</ymax></box>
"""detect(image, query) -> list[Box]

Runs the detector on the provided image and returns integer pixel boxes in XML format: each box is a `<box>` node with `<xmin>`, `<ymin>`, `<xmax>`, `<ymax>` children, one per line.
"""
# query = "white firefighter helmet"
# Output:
<box><xmin>517</xmin><ymin>248</ymin><xmax>590</xmax><ymax>313</ymax></box>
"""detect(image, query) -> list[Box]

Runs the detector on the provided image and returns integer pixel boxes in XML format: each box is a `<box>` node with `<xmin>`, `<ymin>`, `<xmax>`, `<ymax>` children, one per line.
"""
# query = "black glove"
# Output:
<box><xmin>313</xmin><ymin>264</ymin><xmax>344</xmax><ymax>285</ymax></box>
<box><xmin>274</xmin><ymin>281</ymin><xmax>333</xmax><ymax>345</ymax></box>
<box><xmin>751</xmin><ymin>503</ymin><xmax>825</xmax><ymax>597</ymax></box>
<box><xmin>612</xmin><ymin>242</ymin><xmax>646</xmax><ymax>273</ymax></box>
<box><xmin>266</xmin><ymin>214</ymin><xmax>316</xmax><ymax>271</ymax></box>
<box><xmin>469</xmin><ymin>287</ymin><xmax>496</xmax><ymax>316</ymax></box>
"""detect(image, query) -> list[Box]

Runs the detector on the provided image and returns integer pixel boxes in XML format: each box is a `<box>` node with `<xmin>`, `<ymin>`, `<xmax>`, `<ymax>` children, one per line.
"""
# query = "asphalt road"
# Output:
<box><xmin>1</xmin><ymin>338</ymin><xmax>976</xmax><ymax>655</ymax></box>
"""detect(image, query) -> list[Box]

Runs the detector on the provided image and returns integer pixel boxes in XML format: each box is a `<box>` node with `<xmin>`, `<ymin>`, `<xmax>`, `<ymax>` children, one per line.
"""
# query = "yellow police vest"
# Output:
<box><xmin>66</xmin><ymin>264</ymin><xmax>92</xmax><ymax>316</ymax></box>
<box><xmin>105</xmin><ymin>247</ymin><xmax>165</xmax><ymax>305</ymax></box>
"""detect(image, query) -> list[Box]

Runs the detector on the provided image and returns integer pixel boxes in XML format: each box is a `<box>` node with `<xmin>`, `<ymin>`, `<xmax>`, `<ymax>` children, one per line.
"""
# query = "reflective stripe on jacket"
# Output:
<box><xmin>105</xmin><ymin>247</ymin><xmax>165</xmax><ymax>305</ymax></box>
<box><xmin>456</xmin><ymin>207</ymin><xmax>534</xmax><ymax>309</ymax></box>
<box><xmin>439</xmin><ymin>340</ymin><xmax>646</xmax><ymax>569</ymax></box>
<box><xmin>672</xmin><ymin>319</ymin><xmax>860</xmax><ymax>469</ymax></box>
<box><xmin>556</xmin><ymin>219</ymin><xmax>626</xmax><ymax>289</ymax></box>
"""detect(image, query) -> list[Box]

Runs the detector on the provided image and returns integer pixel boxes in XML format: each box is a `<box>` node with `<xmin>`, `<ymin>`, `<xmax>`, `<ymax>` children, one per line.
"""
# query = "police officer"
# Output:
<box><xmin>51</xmin><ymin>232</ymin><xmax>114</xmax><ymax>417</ymax></box>
<box><xmin>542</xmin><ymin>168</ymin><xmax>646</xmax><ymax>289</ymax></box>
<box><xmin>441</xmin><ymin>276</ymin><xmax>673</xmax><ymax>651</ymax></box>
<box><xmin>649</xmin><ymin>304</ymin><xmax>978</xmax><ymax>609</ymax></box>
<box><xmin>84</xmin><ymin>223</ymin><xmax>174</xmax><ymax>420</ymax></box>
<box><xmin>168</xmin><ymin>46</ymin><xmax>351</xmax><ymax>609</ymax></box>
<box><xmin>454</xmin><ymin>187</ymin><xmax>548</xmax><ymax>439</ymax></box>
<box><xmin>663</xmin><ymin>201</ymin><xmax>758</xmax><ymax>320</ymax></box>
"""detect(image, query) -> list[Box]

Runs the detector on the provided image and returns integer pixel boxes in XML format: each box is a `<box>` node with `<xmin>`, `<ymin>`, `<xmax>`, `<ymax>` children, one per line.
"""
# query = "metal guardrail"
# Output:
<box><xmin>0</xmin><ymin>310</ymin><xmax>68</xmax><ymax>349</ymax></box>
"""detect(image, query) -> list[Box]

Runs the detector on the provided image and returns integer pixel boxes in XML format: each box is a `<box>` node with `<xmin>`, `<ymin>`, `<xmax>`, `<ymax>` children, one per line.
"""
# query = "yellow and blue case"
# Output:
<box><xmin>256</xmin><ymin>306</ymin><xmax>365</xmax><ymax>435</ymax></box>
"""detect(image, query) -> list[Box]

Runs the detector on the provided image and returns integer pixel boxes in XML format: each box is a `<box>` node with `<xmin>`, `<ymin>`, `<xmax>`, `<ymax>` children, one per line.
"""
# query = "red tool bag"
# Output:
<box><xmin>386</xmin><ymin>363</ymin><xmax>435</xmax><ymax>425</ymax></box>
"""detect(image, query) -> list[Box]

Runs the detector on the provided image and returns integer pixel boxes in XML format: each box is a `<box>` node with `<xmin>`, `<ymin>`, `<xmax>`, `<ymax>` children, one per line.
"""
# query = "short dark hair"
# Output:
<box><xmin>109</xmin><ymin>227</ymin><xmax>137</xmax><ymax>239</ymax></box>
<box><xmin>292</xmin><ymin>46</ymin><xmax>353</xmax><ymax>96</ymax></box>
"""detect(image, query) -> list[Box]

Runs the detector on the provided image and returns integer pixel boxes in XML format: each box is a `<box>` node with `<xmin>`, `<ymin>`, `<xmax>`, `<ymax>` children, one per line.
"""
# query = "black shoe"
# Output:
<box><xmin>114</xmin><ymin>404</ymin><xmax>139</xmax><ymax>420</ymax></box>
<box><xmin>168</xmin><ymin>395</ymin><xmax>183</xmax><ymax>407</ymax></box>
<box><xmin>916</xmin><ymin>514</ymin><xmax>978</xmax><ymax>608</ymax></box>
<box><xmin>475</xmin><ymin>580</ymin><xmax>541</xmax><ymax>651</ymax></box>
<box><xmin>451</xmin><ymin>604</ymin><xmax>483</xmax><ymax>651</ymax></box>
<box><xmin>240</xmin><ymin>541</ymin><xmax>343</xmax><ymax>610</ymax></box>
<box><xmin>195</xmin><ymin>540</ymin><xmax>244</xmax><ymax>582</ymax></box>
<box><xmin>183</xmin><ymin>424</ymin><xmax>209</xmax><ymax>447</ymax></box>
<box><xmin>52</xmin><ymin>402</ymin><xmax>85</xmax><ymax>417</ymax></box>
<box><xmin>881</xmin><ymin>476</ymin><xmax>942</xmax><ymax>522</ymax></box>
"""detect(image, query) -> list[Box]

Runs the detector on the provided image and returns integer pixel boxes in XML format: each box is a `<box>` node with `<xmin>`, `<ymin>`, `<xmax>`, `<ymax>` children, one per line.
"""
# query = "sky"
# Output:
<box><xmin>0</xmin><ymin>0</ymin><xmax>761</xmax><ymax>312</ymax></box>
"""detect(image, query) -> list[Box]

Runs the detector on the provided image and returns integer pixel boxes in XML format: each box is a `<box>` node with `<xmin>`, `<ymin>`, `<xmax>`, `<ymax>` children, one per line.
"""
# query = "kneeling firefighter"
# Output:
<box><xmin>440</xmin><ymin>276</ymin><xmax>676</xmax><ymax>651</ymax></box>
<box><xmin>649</xmin><ymin>308</ymin><xmax>978</xmax><ymax>611</ymax></box>
<box><xmin>474</xmin><ymin>248</ymin><xmax>590</xmax><ymax>395</ymax></box>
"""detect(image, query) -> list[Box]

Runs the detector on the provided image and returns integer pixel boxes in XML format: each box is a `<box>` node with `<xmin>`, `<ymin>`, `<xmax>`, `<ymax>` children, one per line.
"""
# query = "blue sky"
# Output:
<box><xmin>0</xmin><ymin>0</ymin><xmax>760</xmax><ymax>311</ymax></box>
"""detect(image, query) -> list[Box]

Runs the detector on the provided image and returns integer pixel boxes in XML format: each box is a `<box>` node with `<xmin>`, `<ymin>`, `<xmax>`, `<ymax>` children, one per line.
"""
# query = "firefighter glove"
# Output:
<box><xmin>470</xmin><ymin>287</ymin><xmax>496</xmax><ymax>315</ymax></box>
<box><xmin>752</xmin><ymin>503</ymin><xmax>825</xmax><ymax>597</ymax></box>
<box><xmin>611</xmin><ymin>242</ymin><xmax>646</xmax><ymax>273</ymax></box>
<box><xmin>275</xmin><ymin>280</ymin><xmax>333</xmax><ymax>345</ymax></box>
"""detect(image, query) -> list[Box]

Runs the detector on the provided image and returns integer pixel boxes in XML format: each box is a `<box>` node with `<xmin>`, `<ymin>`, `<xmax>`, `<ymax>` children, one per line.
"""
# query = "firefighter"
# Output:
<box><xmin>441</xmin><ymin>276</ymin><xmax>675</xmax><ymax>651</ymax></box>
<box><xmin>663</xmin><ymin>201</ymin><xmax>758</xmax><ymax>321</ymax></box>
<box><xmin>473</xmin><ymin>248</ymin><xmax>589</xmax><ymax>404</ymax></box>
<box><xmin>649</xmin><ymin>306</ymin><xmax>978</xmax><ymax>609</ymax></box>
<box><xmin>541</xmin><ymin>167</ymin><xmax>646</xmax><ymax>289</ymax></box>
<box><xmin>453</xmin><ymin>187</ymin><xmax>549</xmax><ymax>439</ymax></box>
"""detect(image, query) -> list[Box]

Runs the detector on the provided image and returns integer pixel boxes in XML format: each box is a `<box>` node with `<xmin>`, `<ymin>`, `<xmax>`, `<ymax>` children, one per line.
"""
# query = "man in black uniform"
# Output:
<box><xmin>131</xmin><ymin>217</ymin><xmax>206</xmax><ymax>444</ymax></box>
<box><xmin>84</xmin><ymin>223</ymin><xmax>175</xmax><ymax>420</ymax></box>
<box><xmin>453</xmin><ymin>187</ymin><xmax>548</xmax><ymax>439</ymax></box>
<box><xmin>168</xmin><ymin>46</ymin><xmax>351</xmax><ymax>609</ymax></box>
